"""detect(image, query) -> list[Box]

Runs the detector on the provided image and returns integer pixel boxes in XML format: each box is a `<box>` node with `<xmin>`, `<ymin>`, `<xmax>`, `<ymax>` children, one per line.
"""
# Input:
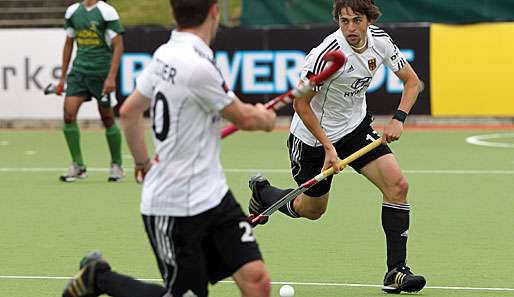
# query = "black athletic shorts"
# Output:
<box><xmin>142</xmin><ymin>190</ymin><xmax>262</xmax><ymax>297</ymax></box>
<box><xmin>287</xmin><ymin>112</ymin><xmax>392</xmax><ymax>197</ymax></box>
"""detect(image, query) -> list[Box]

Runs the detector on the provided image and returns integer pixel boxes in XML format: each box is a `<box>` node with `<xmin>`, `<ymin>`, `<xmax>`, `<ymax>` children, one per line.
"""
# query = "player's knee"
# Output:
<box><xmin>63</xmin><ymin>112</ymin><xmax>76</xmax><ymax>123</ymax></box>
<box><xmin>237</xmin><ymin>262</ymin><xmax>271</xmax><ymax>297</ymax></box>
<box><xmin>302</xmin><ymin>204</ymin><xmax>327</xmax><ymax>220</ymax></box>
<box><xmin>397</xmin><ymin>177</ymin><xmax>409</xmax><ymax>198</ymax></box>
<box><xmin>251</xmin><ymin>270</ymin><xmax>271</xmax><ymax>297</ymax></box>
<box><xmin>387</xmin><ymin>177</ymin><xmax>409</xmax><ymax>203</ymax></box>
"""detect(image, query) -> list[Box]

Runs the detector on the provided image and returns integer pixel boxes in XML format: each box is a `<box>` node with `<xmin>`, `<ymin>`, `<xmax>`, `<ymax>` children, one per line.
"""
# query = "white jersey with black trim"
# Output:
<box><xmin>136</xmin><ymin>31</ymin><xmax>236</xmax><ymax>217</ymax></box>
<box><xmin>290</xmin><ymin>25</ymin><xmax>407</xmax><ymax>146</ymax></box>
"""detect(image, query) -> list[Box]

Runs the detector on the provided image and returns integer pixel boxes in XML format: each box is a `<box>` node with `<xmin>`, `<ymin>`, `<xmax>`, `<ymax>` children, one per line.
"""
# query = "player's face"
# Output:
<box><xmin>338</xmin><ymin>7</ymin><xmax>370</xmax><ymax>47</ymax></box>
<box><xmin>84</xmin><ymin>0</ymin><xmax>99</xmax><ymax>6</ymax></box>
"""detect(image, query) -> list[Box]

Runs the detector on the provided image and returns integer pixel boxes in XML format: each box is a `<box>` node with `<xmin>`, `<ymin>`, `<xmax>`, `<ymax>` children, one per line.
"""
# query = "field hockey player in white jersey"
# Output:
<box><xmin>248</xmin><ymin>0</ymin><xmax>426</xmax><ymax>294</ymax></box>
<box><xmin>61</xmin><ymin>1</ymin><xmax>275</xmax><ymax>297</ymax></box>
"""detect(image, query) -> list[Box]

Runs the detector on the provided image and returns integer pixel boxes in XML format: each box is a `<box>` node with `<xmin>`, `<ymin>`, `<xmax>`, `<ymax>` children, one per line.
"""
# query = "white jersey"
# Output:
<box><xmin>290</xmin><ymin>25</ymin><xmax>407</xmax><ymax>146</ymax></box>
<box><xmin>136</xmin><ymin>31</ymin><xmax>236</xmax><ymax>217</ymax></box>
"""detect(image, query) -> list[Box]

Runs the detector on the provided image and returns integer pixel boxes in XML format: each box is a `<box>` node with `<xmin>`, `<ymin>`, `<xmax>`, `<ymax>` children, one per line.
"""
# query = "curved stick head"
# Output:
<box><xmin>311</xmin><ymin>51</ymin><xmax>346</xmax><ymax>84</ymax></box>
<box><xmin>43</xmin><ymin>83</ymin><xmax>55</xmax><ymax>95</ymax></box>
<box><xmin>323</xmin><ymin>50</ymin><xmax>346</xmax><ymax>65</ymax></box>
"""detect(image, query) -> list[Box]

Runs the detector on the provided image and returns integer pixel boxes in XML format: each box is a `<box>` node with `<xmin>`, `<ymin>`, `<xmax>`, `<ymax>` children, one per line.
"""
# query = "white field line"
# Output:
<box><xmin>466</xmin><ymin>133</ymin><xmax>514</xmax><ymax>148</ymax></box>
<box><xmin>1</xmin><ymin>167</ymin><xmax>514</xmax><ymax>175</ymax></box>
<box><xmin>0</xmin><ymin>275</ymin><xmax>513</xmax><ymax>292</ymax></box>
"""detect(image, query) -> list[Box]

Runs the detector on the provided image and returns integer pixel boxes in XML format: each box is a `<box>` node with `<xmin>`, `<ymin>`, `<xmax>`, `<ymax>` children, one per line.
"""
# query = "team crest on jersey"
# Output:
<box><xmin>368</xmin><ymin>58</ymin><xmax>377</xmax><ymax>71</ymax></box>
<box><xmin>89</xmin><ymin>21</ymin><xmax>98</xmax><ymax>32</ymax></box>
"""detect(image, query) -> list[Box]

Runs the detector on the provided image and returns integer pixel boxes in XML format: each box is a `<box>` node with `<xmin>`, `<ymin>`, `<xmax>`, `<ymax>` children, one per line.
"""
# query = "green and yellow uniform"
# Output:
<box><xmin>64</xmin><ymin>0</ymin><xmax>124</xmax><ymax>104</ymax></box>
<box><xmin>61</xmin><ymin>1</ymin><xmax>124</xmax><ymax>172</ymax></box>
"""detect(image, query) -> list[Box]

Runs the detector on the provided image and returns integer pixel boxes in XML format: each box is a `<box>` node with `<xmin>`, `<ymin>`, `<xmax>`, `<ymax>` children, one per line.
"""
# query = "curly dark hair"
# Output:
<box><xmin>332</xmin><ymin>0</ymin><xmax>381</xmax><ymax>23</ymax></box>
<box><xmin>170</xmin><ymin>0</ymin><xmax>217</xmax><ymax>29</ymax></box>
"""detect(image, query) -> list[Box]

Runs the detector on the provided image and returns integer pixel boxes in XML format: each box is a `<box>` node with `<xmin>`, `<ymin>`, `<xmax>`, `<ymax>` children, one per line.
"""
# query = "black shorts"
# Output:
<box><xmin>287</xmin><ymin>113</ymin><xmax>392</xmax><ymax>197</ymax></box>
<box><xmin>142</xmin><ymin>191</ymin><xmax>262</xmax><ymax>297</ymax></box>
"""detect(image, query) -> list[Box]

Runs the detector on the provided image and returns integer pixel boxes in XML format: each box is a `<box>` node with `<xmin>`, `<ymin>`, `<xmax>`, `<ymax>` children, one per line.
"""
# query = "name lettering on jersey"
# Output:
<box><xmin>344</xmin><ymin>89</ymin><xmax>365</xmax><ymax>97</ymax></box>
<box><xmin>368</xmin><ymin>58</ymin><xmax>377</xmax><ymax>71</ymax></box>
<box><xmin>75</xmin><ymin>21</ymin><xmax>101</xmax><ymax>47</ymax></box>
<box><xmin>156</xmin><ymin>58</ymin><xmax>176</xmax><ymax>84</ymax></box>
<box><xmin>345</xmin><ymin>76</ymin><xmax>372</xmax><ymax>97</ymax></box>
<box><xmin>76</xmin><ymin>29</ymin><xmax>101</xmax><ymax>46</ymax></box>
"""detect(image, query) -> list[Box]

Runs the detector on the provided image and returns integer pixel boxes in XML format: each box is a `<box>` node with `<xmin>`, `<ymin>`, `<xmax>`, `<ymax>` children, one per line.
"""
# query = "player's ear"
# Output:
<box><xmin>209</xmin><ymin>2</ymin><xmax>219</xmax><ymax>20</ymax></box>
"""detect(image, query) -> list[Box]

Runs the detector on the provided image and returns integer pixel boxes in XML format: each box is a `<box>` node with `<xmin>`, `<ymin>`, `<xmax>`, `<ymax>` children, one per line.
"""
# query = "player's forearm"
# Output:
<box><xmin>60</xmin><ymin>39</ymin><xmax>73</xmax><ymax>80</ymax></box>
<box><xmin>121</xmin><ymin>113</ymin><xmax>149</xmax><ymax>164</ymax></box>
<box><xmin>120</xmin><ymin>90</ymin><xmax>151</xmax><ymax>164</ymax></box>
<box><xmin>107</xmin><ymin>38</ymin><xmax>124</xmax><ymax>80</ymax></box>
<box><xmin>240</xmin><ymin>103</ymin><xmax>273</xmax><ymax>131</ymax></box>
<box><xmin>294</xmin><ymin>100</ymin><xmax>332</xmax><ymax>147</ymax></box>
<box><xmin>397</xmin><ymin>78</ymin><xmax>420</xmax><ymax>113</ymax></box>
<box><xmin>223</xmin><ymin>99</ymin><xmax>274</xmax><ymax>131</ymax></box>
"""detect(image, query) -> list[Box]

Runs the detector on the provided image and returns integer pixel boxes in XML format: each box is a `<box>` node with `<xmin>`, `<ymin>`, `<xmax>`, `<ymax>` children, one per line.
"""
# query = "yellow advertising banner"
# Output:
<box><xmin>431</xmin><ymin>23</ymin><xmax>514</xmax><ymax>116</ymax></box>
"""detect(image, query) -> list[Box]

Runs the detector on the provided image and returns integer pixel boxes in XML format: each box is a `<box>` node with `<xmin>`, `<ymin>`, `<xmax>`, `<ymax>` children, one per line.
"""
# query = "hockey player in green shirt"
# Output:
<box><xmin>57</xmin><ymin>0</ymin><xmax>125</xmax><ymax>182</ymax></box>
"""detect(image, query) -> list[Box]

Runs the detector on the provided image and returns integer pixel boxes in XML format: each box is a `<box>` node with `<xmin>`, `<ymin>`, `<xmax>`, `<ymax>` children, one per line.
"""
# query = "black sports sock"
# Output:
<box><xmin>97</xmin><ymin>270</ymin><xmax>167</xmax><ymax>297</ymax></box>
<box><xmin>382</xmin><ymin>202</ymin><xmax>410</xmax><ymax>271</ymax></box>
<box><xmin>260</xmin><ymin>184</ymin><xmax>299</xmax><ymax>218</ymax></box>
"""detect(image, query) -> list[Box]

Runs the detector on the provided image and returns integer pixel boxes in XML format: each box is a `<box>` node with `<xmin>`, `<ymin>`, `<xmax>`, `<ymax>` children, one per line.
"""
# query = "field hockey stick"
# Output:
<box><xmin>43</xmin><ymin>83</ymin><xmax>65</xmax><ymax>95</ymax></box>
<box><xmin>221</xmin><ymin>50</ymin><xmax>346</xmax><ymax>138</ymax></box>
<box><xmin>250</xmin><ymin>137</ymin><xmax>383</xmax><ymax>226</ymax></box>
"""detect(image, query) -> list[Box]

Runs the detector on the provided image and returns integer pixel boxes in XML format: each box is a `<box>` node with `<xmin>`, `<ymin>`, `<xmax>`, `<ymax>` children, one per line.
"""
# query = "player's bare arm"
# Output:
<box><xmin>222</xmin><ymin>98</ymin><xmax>276</xmax><ymax>132</ymax></box>
<box><xmin>383</xmin><ymin>63</ymin><xmax>421</xmax><ymax>143</ymax></box>
<box><xmin>103</xmin><ymin>35</ymin><xmax>124</xmax><ymax>95</ymax></box>
<box><xmin>119</xmin><ymin>90</ymin><xmax>152</xmax><ymax>182</ymax></box>
<box><xmin>58</xmin><ymin>37</ymin><xmax>74</xmax><ymax>95</ymax></box>
<box><xmin>293</xmin><ymin>90</ymin><xmax>340</xmax><ymax>173</ymax></box>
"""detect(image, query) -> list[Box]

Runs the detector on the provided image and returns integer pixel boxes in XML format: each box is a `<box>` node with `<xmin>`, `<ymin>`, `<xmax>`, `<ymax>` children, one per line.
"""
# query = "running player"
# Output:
<box><xmin>58</xmin><ymin>0</ymin><xmax>124</xmax><ymax>182</ymax></box>
<box><xmin>248</xmin><ymin>0</ymin><xmax>426</xmax><ymax>294</ymax></box>
<box><xmin>62</xmin><ymin>1</ymin><xmax>275</xmax><ymax>297</ymax></box>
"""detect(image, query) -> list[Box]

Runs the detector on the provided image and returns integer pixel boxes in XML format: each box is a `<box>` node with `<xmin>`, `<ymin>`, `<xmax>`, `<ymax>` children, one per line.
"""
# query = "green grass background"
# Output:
<box><xmin>0</xmin><ymin>129</ymin><xmax>513</xmax><ymax>296</ymax></box>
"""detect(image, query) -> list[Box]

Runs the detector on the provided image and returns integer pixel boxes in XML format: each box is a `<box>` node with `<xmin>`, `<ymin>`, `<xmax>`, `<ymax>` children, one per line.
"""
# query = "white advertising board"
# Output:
<box><xmin>0</xmin><ymin>28</ymin><xmax>99</xmax><ymax>119</ymax></box>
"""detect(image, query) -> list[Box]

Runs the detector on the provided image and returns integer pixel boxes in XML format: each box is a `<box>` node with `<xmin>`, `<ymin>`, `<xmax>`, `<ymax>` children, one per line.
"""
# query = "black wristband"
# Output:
<box><xmin>392</xmin><ymin>110</ymin><xmax>408</xmax><ymax>123</ymax></box>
